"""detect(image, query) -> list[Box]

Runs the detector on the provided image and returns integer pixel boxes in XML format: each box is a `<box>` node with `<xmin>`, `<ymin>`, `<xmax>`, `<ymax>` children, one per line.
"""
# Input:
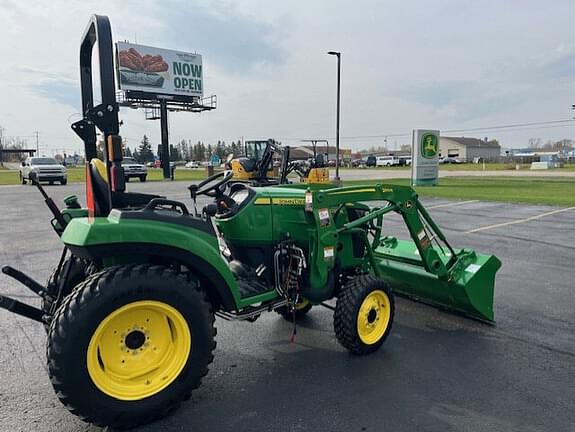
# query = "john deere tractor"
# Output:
<box><xmin>0</xmin><ymin>15</ymin><xmax>501</xmax><ymax>429</ymax></box>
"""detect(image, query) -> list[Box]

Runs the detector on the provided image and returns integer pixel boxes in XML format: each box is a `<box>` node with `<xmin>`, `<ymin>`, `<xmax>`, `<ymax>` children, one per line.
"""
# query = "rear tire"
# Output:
<box><xmin>42</xmin><ymin>256</ymin><xmax>94</xmax><ymax>331</ymax></box>
<box><xmin>47</xmin><ymin>265</ymin><xmax>216</xmax><ymax>429</ymax></box>
<box><xmin>334</xmin><ymin>275</ymin><xmax>394</xmax><ymax>355</ymax></box>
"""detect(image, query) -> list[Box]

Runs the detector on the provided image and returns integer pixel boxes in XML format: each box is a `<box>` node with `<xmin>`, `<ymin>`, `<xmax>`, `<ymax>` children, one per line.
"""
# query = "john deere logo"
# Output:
<box><xmin>421</xmin><ymin>133</ymin><xmax>438</xmax><ymax>159</ymax></box>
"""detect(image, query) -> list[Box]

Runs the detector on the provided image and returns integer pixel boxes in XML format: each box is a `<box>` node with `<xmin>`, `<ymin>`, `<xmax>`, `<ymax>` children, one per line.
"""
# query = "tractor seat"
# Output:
<box><xmin>89</xmin><ymin>159</ymin><xmax>161</xmax><ymax>215</ymax></box>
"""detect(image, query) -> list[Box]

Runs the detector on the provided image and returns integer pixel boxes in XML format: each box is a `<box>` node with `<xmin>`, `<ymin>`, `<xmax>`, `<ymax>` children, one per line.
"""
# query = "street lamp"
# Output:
<box><xmin>327</xmin><ymin>51</ymin><xmax>341</xmax><ymax>184</ymax></box>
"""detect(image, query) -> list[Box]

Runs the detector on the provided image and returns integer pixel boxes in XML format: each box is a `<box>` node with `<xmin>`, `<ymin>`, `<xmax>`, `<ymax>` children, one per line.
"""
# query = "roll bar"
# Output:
<box><xmin>71</xmin><ymin>15</ymin><xmax>125</xmax><ymax>216</ymax></box>
<box><xmin>71</xmin><ymin>14</ymin><xmax>119</xmax><ymax>160</ymax></box>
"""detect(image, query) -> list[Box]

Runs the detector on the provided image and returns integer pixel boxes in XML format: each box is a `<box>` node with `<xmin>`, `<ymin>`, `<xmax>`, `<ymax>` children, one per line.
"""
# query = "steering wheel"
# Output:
<box><xmin>189</xmin><ymin>170</ymin><xmax>233</xmax><ymax>198</ymax></box>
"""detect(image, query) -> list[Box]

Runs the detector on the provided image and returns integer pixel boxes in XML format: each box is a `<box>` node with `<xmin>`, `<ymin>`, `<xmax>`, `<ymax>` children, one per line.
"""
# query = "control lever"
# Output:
<box><xmin>29</xmin><ymin>172</ymin><xmax>68</xmax><ymax>231</ymax></box>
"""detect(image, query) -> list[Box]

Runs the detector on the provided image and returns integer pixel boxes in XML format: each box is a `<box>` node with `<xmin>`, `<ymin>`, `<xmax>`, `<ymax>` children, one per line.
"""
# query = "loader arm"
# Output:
<box><xmin>308</xmin><ymin>183</ymin><xmax>501</xmax><ymax>322</ymax></box>
<box><xmin>312</xmin><ymin>184</ymin><xmax>455</xmax><ymax>279</ymax></box>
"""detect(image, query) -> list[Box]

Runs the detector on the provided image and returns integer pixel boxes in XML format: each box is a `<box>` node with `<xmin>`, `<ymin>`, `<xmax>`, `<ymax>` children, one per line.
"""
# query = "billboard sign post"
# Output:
<box><xmin>116</xmin><ymin>42</ymin><xmax>203</xmax><ymax>97</ymax></box>
<box><xmin>411</xmin><ymin>129</ymin><xmax>440</xmax><ymax>186</ymax></box>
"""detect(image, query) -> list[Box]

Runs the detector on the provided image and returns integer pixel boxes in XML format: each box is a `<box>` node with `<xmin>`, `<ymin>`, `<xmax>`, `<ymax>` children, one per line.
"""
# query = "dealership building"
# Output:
<box><xmin>439</xmin><ymin>136</ymin><xmax>501</xmax><ymax>161</ymax></box>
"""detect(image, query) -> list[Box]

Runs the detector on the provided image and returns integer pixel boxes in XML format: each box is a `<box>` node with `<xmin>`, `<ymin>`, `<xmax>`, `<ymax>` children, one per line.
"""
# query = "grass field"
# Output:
<box><xmin>0</xmin><ymin>167</ymin><xmax>209</xmax><ymax>185</ymax></box>
<box><xmin>340</xmin><ymin>163</ymin><xmax>575</xmax><ymax>171</ymax></box>
<box><xmin>1</xmin><ymin>167</ymin><xmax>573</xmax><ymax>206</ymax></box>
<box><xmin>344</xmin><ymin>177</ymin><xmax>575</xmax><ymax>207</ymax></box>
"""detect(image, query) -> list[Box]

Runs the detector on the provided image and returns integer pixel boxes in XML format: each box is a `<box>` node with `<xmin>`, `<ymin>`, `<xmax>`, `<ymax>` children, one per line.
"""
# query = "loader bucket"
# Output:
<box><xmin>373</xmin><ymin>239</ymin><xmax>501</xmax><ymax>323</ymax></box>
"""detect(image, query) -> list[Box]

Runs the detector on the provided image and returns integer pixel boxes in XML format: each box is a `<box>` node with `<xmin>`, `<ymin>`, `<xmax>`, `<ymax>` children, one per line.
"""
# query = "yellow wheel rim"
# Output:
<box><xmin>356</xmin><ymin>290</ymin><xmax>391</xmax><ymax>345</ymax></box>
<box><xmin>87</xmin><ymin>300</ymin><xmax>191</xmax><ymax>401</ymax></box>
<box><xmin>295</xmin><ymin>299</ymin><xmax>310</xmax><ymax>310</ymax></box>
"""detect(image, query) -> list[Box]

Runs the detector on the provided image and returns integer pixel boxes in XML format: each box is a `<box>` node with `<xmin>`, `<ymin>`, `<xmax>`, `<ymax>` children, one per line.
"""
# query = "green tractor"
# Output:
<box><xmin>0</xmin><ymin>15</ymin><xmax>501</xmax><ymax>429</ymax></box>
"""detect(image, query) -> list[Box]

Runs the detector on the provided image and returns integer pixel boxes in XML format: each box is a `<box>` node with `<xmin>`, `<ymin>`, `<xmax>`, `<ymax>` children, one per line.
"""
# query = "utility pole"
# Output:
<box><xmin>327</xmin><ymin>51</ymin><xmax>341</xmax><ymax>185</ymax></box>
<box><xmin>34</xmin><ymin>131</ymin><xmax>39</xmax><ymax>155</ymax></box>
<box><xmin>0</xmin><ymin>126</ymin><xmax>4</xmax><ymax>168</ymax></box>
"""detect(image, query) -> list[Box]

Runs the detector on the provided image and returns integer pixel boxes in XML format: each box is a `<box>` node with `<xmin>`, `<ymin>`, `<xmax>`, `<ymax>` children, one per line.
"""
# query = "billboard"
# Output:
<box><xmin>116</xmin><ymin>42</ymin><xmax>203</xmax><ymax>97</ymax></box>
<box><xmin>411</xmin><ymin>129</ymin><xmax>439</xmax><ymax>186</ymax></box>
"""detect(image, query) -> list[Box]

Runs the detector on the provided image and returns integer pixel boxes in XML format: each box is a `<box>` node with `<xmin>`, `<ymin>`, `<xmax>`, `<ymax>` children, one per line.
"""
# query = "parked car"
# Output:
<box><xmin>351</xmin><ymin>159</ymin><xmax>366</xmax><ymax>168</ymax></box>
<box><xmin>366</xmin><ymin>156</ymin><xmax>377</xmax><ymax>167</ymax></box>
<box><xmin>441</xmin><ymin>157</ymin><xmax>464</xmax><ymax>164</ymax></box>
<box><xmin>399</xmin><ymin>156</ymin><xmax>412</xmax><ymax>166</ymax></box>
<box><xmin>185</xmin><ymin>160</ymin><xmax>200</xmax><ymax>169</ymax></box>
<box><xmin>19</xmin><ymin>157</ymin><xmax>67</xmax><ymax>185</ymax></box>
<box><xmin>122</xmin><ymin>157</ymin><xmax>147</xmax><ymax>182</ymax></box>
<box><xmin>376</xmin><ymin>156</ymin><xmax>401</xmax><ymax>167</ymax></box>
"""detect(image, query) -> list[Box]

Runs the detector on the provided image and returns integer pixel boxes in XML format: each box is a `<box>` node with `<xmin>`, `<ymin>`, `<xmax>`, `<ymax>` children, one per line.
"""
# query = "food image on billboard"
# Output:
<box><xmin>116</xmin><ymin>42</ymin><xmax>203</xmax><ymax>97</ymax></box>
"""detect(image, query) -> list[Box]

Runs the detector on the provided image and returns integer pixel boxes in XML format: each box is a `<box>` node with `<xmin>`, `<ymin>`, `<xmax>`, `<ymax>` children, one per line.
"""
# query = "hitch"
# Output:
<box><xmin>0</xmin><ymin>295</ymin><xmax>47</xmax><ymax>323</ymax></box>
<box><xmin>0</xmin><ymin>265</ymin><xmax>50</xmax><ymax>323</ymax></box>
<box><xmin>2</xmin><ymin>266</ymin><xmax>45</xmax><ymax>296</ymax></box>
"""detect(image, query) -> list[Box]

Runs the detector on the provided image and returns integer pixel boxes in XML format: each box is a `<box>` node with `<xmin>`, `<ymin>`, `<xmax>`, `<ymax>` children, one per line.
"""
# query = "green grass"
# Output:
<box><xmin>344</xmin><ymin>177</ymin><xmax>575</xmax><ymax>207</ymax></box>
<box><xmin>2</xmin><ymin>166</ymin><xmax>573</xmax><ymax>206</ymax></box>
<box><xmin>341</xmin><ymin>163</ymin><xmax>575</xmax><ymax>171</ymax></box>
<box><xmin>0</xmin><ymin>170</ymin><xmax>20</xmax><ymax>184</ymax></box>
<box><xmin>0</xmin><ymin>167</ymin><xmax>211</xmax><ymax>185</ymax></box>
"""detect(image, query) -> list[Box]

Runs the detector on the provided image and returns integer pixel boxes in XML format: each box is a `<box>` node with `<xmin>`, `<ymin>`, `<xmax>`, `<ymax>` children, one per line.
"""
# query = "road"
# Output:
<box><xmin>337</xmin><ymin>167</ymin><xmax>575</xmax><ymax>180</ymax></box>
<box><xmin>0</xmin><ymin>181</ymin><xmax>573</xmax><ymax>432</ymax></box>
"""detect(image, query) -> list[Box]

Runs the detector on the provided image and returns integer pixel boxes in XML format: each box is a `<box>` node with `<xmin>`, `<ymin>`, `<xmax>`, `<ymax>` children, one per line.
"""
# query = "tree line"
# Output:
<box><xmin>125</xmin><ymin>135</ymin><xmax>245</xmax><ymax>163</ymax></box>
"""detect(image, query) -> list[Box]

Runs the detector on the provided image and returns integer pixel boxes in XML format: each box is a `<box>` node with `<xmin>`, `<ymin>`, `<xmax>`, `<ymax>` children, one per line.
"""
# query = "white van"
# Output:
<box><xmin>376</xmin><ymin>156</ymin><xmax>401</xmax><ymax>167</ymax></box>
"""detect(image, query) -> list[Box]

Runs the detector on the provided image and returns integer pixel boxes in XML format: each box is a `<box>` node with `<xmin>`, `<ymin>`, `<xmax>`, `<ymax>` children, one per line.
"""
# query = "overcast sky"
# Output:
<box><xmin>1</xmin><ymin>0</ymin><xmax>575</xmax><ymax>155</ymax></box>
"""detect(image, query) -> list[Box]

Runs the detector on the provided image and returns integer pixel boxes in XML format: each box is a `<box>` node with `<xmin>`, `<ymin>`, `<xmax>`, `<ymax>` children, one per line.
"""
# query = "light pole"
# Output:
<box><xmin>327</xmin><ymin>51</ymin><xmax>341</xmax><ymax>184</ymax></box>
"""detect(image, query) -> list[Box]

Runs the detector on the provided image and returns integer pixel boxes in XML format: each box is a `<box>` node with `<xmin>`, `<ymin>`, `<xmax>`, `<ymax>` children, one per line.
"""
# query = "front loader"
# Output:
<box><xmin>0</xmin><ymin>14</ymin><xmax>501</xmax><ymax>430</ymax></box>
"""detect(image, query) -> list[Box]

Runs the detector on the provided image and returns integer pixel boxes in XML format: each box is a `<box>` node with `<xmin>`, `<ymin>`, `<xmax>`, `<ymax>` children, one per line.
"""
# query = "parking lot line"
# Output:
<box><xmin>427</xmin><ymin>200</ymin><xmax>479</xmax><ymax>209</ymax></box>
<box><xmin>466</xmin><ymin>206</ymin><xmax>575</xmax><ymax>234</ymax></box>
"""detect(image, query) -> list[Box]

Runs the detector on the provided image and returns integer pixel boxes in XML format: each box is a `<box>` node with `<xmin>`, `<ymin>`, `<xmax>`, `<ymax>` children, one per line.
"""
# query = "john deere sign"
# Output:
<box><xmin>411</xmin><ymin>129</ymin><xmax>440</xmax><ymax>186</ymax></box>
<box><xmin>421</xmin><ymin>133</ymin><xmax>438</xmax><ymax>159</ymax></box>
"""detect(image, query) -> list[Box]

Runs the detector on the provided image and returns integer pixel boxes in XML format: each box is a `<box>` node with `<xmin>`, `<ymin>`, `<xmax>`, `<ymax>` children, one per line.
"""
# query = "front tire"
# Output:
<box><xmin>276</xmin><ymin>298</ymin><xmax>312</xmax><ymax>321</ymax></box>
<box><xmin>140</xmin><ymin>175</ymin><xmax>147</xmax><ymax>182</ymax></box>
<box><xmin>60</xmin><ymin>178</ymin><xmax>67</xmax><ymax>185</ymax></box>
<box><xmin>47</xmin><ymin>265</ymin><xmax>216</xmax><ymax>429</ymax></box>
<box><xmin>334</xmin><ymin>275</ymin><xmax>394</xmax><ymax>355</ymax></box>
<box><xmin>20</xmin><ymin>173</ymin><xmax>26</xmax><ymax>184</ymax></box>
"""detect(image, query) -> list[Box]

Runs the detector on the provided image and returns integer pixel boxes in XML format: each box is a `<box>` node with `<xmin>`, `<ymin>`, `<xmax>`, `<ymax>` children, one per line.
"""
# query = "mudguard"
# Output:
<box><xmin>60</xmin><ymin>211</ymin><xmax>242</xmax><ymax>311</ymax></box>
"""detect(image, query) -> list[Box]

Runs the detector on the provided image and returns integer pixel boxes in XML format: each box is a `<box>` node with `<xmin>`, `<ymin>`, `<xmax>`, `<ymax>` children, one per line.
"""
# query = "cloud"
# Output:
<box><xmin>152</xmin><ymin>1</ymin><xmax>287</xmax><ymax>73</ymax></box>
<box><xmin>537</xmin><ymin>50</ymin><xmax>575</xmax><ymax>79</ymax></box>
<box><xmin>388</xmin><ymin>46</ymin><xmax>575</xmax><ymax>123</ymax></box>
<box><xmin>31</xmin><ymin>80</ymin><xmax>79</xmax><ymax>109</ymax></box>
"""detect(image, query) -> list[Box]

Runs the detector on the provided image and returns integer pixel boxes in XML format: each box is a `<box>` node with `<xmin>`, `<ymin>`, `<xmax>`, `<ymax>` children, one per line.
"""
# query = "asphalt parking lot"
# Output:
<box><xmin>0</xmin><ymin>181</ymin><xmax>574</xmax><ymax>432</ymax></box>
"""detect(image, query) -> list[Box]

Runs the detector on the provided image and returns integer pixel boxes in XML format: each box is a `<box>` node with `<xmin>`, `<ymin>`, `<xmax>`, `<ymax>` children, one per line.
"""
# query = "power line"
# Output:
<box><xmin>277</xmin><ymin>118</ymin><xmax>575</xmax><ymax>142</ymax></box>
<box><xmin>443</xmin><ymin>119</ymin><xmax>575</xmax><ymax>134</ymax></box>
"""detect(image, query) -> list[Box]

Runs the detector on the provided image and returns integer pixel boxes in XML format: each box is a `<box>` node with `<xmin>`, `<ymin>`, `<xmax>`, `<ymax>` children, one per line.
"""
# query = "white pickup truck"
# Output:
<box><xmin>122</xmin><ymin>157</ymin><xmax>148</xmax><ymax>182</ymax></box>
<box><xmin>376</xmin><ymin>156</ymin><xmax>401</xmax><ymax>167</ymax></box>
<box><xmin>19</xmin><ymin>157</ymin><xmax>67</xmax><ymax>185</ymax></box>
